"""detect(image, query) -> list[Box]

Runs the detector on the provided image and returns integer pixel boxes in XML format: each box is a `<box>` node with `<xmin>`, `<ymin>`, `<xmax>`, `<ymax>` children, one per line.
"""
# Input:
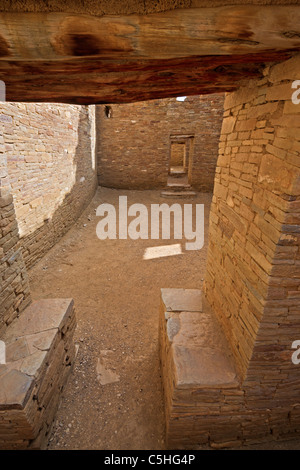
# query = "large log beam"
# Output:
<box><xmin>0</xmin><ymin>6</ymin><xmax>299</xmax><ymax>103</ymax></box>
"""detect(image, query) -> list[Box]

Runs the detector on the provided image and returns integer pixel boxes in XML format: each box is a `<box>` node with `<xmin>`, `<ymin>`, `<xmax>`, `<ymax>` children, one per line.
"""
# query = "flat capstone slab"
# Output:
<box><xmin>0</xmin><ymin>298</ymin><xmax>74</xmax><ymax>410</ymax></box>
<box><xmin>161</xmin><ymin>288</ymin><xmax>202</xmax><ymax>312</ymax></box>
<box><xmin>161</xmin><ymin>289</ymin><xmax>238</xmax><ymax>389</ymax></box>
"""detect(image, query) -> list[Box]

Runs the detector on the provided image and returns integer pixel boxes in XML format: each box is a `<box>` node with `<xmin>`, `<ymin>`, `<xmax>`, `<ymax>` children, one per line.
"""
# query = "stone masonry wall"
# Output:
<box><xmin>2</xmin><ymin>104</ymin><xmax>97</xmax><ymax>269</ymax></box>
<box><xmin>97</xmin><ymin>94</ymin><xmax>224</xmax><ymax>191</ymax></box>
<box><xmin>0</xmin><ymin>147</ymin><xmax>31</xmax><ymax>335</ymax></box>
<box><xmin>1</xmin><ymin>105</ymin><xmax>81</xmax><ymax>450</ymax></box>
<box><xmin>204</xmin><ymin>54</ymin><xmax>300</xmax><ymax>390</ymax></box>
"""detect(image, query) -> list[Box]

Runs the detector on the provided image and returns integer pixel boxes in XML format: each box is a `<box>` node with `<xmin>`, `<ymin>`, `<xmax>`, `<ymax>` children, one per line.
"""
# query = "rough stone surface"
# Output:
<box><xmin>161</xmin><ymin>288</ymin><xmax>203</xmax><ymax>312</ymax></box>
<box><xmin>2</xmin><ymin>103</ymin><xmax>97</xmax><ymax>269</ymax></box>
<box><xmin>97</xmin><ymin>95</ymin><xmax>224</xmax><ymax>191</ymax></box>
<box><xmin>0</xmin><ymin>188</ymin><xmax>31</xmax><ymax>335</ymax></box>
<box><xmin>160</xmin><ymin>53</ymin><xmax>300</xmax><ymax>449</ymax></box>
<box><xmin>160</xmin><ymin>285</ymin><xmax>300</xmax><ymax>448</ymax></box>
<box><xmin>159</xmin><ymin>288</ymin><xmax>241</xmax><ymax>448</ymax></box>
<box><xmin>0</xmin><ymin>298</ymin><xmax>76</xmax><ymax>450</ymax></box>
<box><xmin>204</xmin><ymin>53</ymin><xmax>300</xmax><ymax>382</ymax></box>
<box><xmin>0</xmin><ymin>6</ymin><xmax>299</xmax><ymax>448</ymax></box>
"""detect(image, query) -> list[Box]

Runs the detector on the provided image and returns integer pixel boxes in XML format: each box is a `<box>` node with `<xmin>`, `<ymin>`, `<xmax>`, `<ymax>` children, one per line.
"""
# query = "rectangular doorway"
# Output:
<box><xmin>168</xmin><ymin>135</ymin><xmax>194</xmax><ymax>187</ymax></box>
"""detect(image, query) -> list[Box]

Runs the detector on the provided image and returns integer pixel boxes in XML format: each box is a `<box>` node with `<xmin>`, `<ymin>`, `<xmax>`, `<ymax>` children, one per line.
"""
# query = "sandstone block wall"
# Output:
<box><xmin>204</xmin><ymin>54</ymin><xmax>300</xmax><ymax>385</ymax></box>
<box><xmin>0</xmin><ymin>298</ymin><xmax>76</xmax><ymax>450</ymax></box>
<box><xmin>0</xmin><ymin>143</ymin><xmax>31</xmax><ymax>335</ymax></box>
<box><xmin>160</xmin><ymin>55</ymin><xmax>300</xmax><ymax>448</ymax></box>
<box><xmin>3</xmin><ymin>104</ymin><xmax>97</xmax><ymax>269</ymax></box>
<box><xmin>96</xmin><ymin>94</ymin><xmax>224</xmax><ymax>191</ymax></box>
<box><xmin>0</xmin><ymin>193</ymin><xmax>31</xmax><ymax>335</ymax></box>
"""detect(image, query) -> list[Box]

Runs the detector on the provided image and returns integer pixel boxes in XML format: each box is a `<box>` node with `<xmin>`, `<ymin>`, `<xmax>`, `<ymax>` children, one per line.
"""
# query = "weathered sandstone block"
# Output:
<box><xmin>0</xmin><ymin>299</ymin><xmax>76</xmax><ymax>449</ymax></box>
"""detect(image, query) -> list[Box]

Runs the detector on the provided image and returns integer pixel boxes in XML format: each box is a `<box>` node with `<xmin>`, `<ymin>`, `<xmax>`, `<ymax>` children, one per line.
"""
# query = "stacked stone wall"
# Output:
<box><xmin>204</xmin><ymin>55</ymin><xmax>300</xmax><ymax>385</ymax></box>
<box><xmin>0</xmin><ymin>146</ymin><xmax>30</xmax><ymax>334</ymax></box>
<box><xmin>1</xmin><ymin>104</ymin><xmax>97</xmax><ymax>268</ymax></box>
<box><xmin>97</xmin><ymin>94</ymin><xmax>224</xmax><ymax>191</ymax></box>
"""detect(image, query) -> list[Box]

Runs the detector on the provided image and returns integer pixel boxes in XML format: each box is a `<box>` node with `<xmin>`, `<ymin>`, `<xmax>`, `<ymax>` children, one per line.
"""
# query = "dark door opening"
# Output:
<box><xmin>167</xmin><ymin>135</ymin><xmax>194</xmax><ymax>188</ymax></box>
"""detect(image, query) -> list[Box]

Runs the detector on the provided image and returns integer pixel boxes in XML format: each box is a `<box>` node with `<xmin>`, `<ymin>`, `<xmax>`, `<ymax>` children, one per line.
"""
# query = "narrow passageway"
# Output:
<box><xmin>0</xmin><ymin>1</ymin><xmax>300</xmax><ymax>452</ymax></box>
<box><xmin>28</xmin><ymin>187</ymin><xmax>212</xmax><ymax>450</ymax></box>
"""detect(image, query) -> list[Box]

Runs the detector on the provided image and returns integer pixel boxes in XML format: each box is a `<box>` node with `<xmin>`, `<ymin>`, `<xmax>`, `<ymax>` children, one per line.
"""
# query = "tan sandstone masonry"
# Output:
<box><xmin>160</xmin><ymin>54</ymin><xmax>300</xmax><ymax>449</ymax></box>
<box><xmin>0</xmin><ymin>299</ymin><xmax>76</xmax><ymax>450</ymax></box>
<box><xmin>202</xmin><ymin>54</ymin><xmax>300</xmax><ymax>437</ymax></box>
<box><xmin>204</xmin><ymin>54</ymin><xmax>300</xmax><ymax>379</ymax></box>
<box><xmin>0</xmin><ymin>146</ymin><xmax>30</xmax><ymax>335</ymax></box>
<box><xmin>3</xmin><ymin>104</ymin><xmax>97</xmax><ymax>269</ymax></box>
<box><xmin>1</xmin><ymin>115</ymin><xmax>77</xmax><ymax>449</ymax></box>
<box><xmin>96</xmin><ymin>94</ymin><xmax>224</xmax><ymax>191</ymax></box>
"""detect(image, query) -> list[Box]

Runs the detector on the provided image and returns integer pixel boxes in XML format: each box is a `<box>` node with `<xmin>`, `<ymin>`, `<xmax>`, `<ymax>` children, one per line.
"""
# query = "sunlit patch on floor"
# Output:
<box><xmin>143</xmin><ymin>244</ymin><xmax>182</xmax><ymax>260</ymax></box>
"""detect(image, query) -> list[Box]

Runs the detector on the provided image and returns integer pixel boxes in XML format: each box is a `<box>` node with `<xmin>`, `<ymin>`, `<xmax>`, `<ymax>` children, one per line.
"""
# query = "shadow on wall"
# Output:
<box><xmin>15</xmin><ymin>106</ymin><xmax>98</xmax><ymax>269</ymax></box>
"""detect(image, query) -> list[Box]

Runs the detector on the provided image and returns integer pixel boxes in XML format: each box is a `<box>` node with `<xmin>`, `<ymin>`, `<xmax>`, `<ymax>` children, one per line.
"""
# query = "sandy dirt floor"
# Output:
<box><xmin>29</xmin><ymin>187</ymin><xmax>211</xmax><ymax>450</ymax></box>
<box><xmin>28</xmin><ymin>187</ymin><xmax>300</xmax><ymax>450</ymax></box>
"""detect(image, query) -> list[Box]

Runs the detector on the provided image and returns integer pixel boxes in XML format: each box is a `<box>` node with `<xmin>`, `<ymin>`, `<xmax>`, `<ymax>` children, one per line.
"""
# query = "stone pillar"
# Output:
<box><xmin>204</xmin><ymin>53</ymin><xmax>300</xmax><ymax>393</ymax></box>
<box><xmin>0</xmin><ymin>131</ymin><xmax>31</xmax><ymax>335</ymax></box>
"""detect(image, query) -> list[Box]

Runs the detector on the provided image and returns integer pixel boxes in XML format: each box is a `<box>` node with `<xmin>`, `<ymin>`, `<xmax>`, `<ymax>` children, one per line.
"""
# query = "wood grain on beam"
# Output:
<box><xmin>0</xmin><ymin>6</ymin><xmax>299</xmax><ymax>103</ymax></box>
<box><xmin>0</xmin><ymin>7</ymin><xmax>300</xmax><ymax>60</ymax></box>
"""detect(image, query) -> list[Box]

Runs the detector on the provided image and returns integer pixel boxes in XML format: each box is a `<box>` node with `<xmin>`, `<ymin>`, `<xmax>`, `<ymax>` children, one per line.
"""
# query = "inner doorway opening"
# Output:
<box><xmin>167</xmin><ymin>135</ymin><xmax>194</xmax><ymax>189</ymax></box>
